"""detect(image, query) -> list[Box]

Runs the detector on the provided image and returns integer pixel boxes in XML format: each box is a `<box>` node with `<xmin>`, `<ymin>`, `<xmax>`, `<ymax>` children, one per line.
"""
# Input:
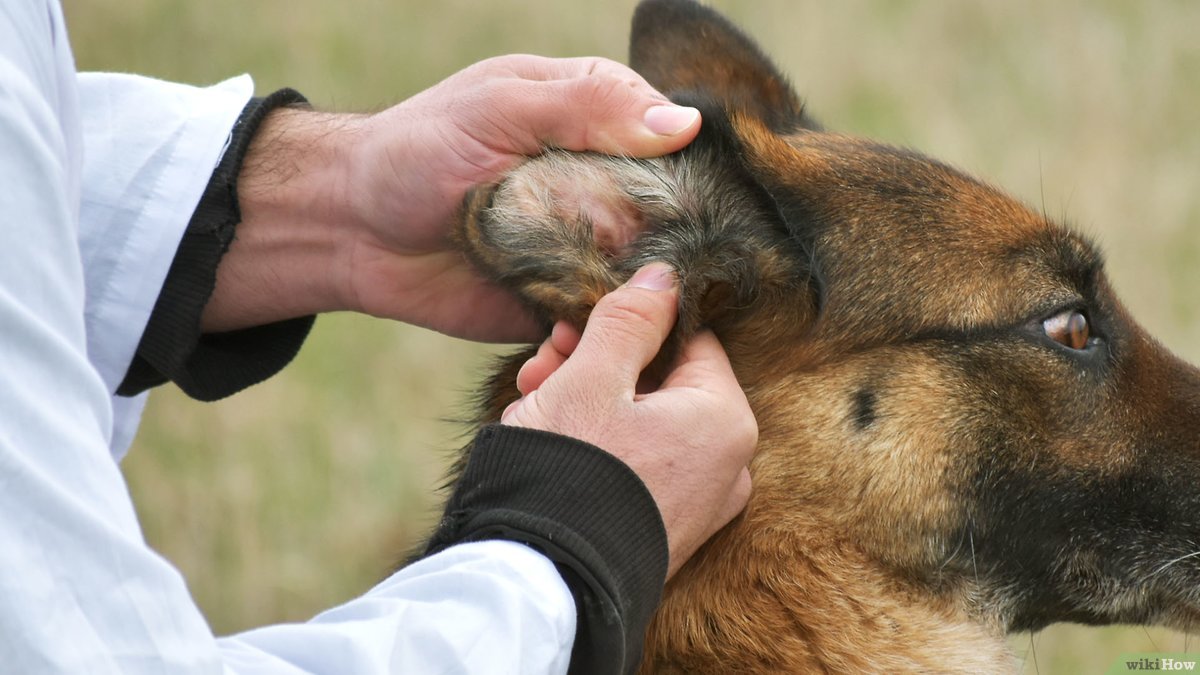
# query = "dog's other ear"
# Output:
<box><xmin>630</xmin><ymin>0</ymin><xmax>818</xmax><ymax>133</ymax></box>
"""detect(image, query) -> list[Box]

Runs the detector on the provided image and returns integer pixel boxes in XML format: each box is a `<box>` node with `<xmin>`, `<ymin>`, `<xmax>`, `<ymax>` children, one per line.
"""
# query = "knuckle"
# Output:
<box><xmin>593</xmin><ymin>290</ymin><xmax>668</xmax><ymax>336</ymax></box>
<box><xmin>573</xmin><ymin>63</ymin><xmax>642</xmax><ymax>115</ymax></box>
<box><xmin>585</xmin><ymin>300</ymin><xmax>672</xmax><ymax>358</ymax></box>
<box><xmin>736</xmin><ymin>413</ymin><xmax>760</xmax><ymax>451</ymax></box>
<box><xmin>729</xmin><ymin>397</ymin><xmax>760</xmax><ymax>449</ymax></box>
<box><xmin>705</xmin><ymin>398</ymin><xmax>758</xmax><ymax>457</ymax></box>
<box><xmin>474</xmin><ymin>53</ymin><xmax>538</xmax><ymax>77</ymax></box>
<box><xmin>577</xmin><ymin>56</ymin><xmax>628</xmax><ymax>82</ymax></box>
<box><xmin>459</xmin><ymin>56</ymin><xmax>509</xmax><ymax>85</ymax></box>
<box><xmin>465</xmin><ymin>55</ymin><xmax>501</xmax><ymax>74</ymax></box>
<box><xmin>731</xmin><ymin>471</ymin><xmax>753</xmax><ymax>506</ymax></box>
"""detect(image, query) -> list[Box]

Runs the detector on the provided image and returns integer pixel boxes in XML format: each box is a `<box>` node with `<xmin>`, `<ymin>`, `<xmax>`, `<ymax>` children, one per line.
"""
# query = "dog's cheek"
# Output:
<box><xmin>843</xmin><ymin>356</ymin><xmax>977</xmax><ymax>573</ymax></box>
<box><xmin>930</xmin><ymin>339</ymin><xmax>1182</xmax><ymax>629</ymax></box>
<box><xmin>748</xmin><ymin>347</ymin><xmax>973</xmax><ymax>575</ymax></box>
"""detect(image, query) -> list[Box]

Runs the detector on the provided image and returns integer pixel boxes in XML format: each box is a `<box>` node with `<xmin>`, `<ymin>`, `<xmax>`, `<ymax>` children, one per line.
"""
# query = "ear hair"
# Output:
<box><xmin>618</xmin><ymin>94</ymin><xmax>824</xmax><ymax>362</ymax></box>
<box><xmin>454</xmin><ymin>96</ymin><xmax>823</xmax><ymax>383</ymax></box>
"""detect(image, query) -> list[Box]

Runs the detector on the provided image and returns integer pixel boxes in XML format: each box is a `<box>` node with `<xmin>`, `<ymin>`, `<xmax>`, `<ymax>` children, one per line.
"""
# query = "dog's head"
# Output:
<box><xmin>458</xmin><ymin>0</ymin><xmax>1200</xmax><ymax>666</ymax></box>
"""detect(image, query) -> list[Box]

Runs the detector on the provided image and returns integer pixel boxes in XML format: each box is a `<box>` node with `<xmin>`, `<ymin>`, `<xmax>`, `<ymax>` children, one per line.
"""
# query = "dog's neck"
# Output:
<box><xmin>639</xmin><ymin>421</ymin><xmax>1017</xmax><ymax>673</ymax></box>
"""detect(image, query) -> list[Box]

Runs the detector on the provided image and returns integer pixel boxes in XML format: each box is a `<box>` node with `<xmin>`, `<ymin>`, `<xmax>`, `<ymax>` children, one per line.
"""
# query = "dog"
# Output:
<box><xmin>446</xmin><ymin>0</ymin><xmax>1200</xmax><ymax>671</ymax></box>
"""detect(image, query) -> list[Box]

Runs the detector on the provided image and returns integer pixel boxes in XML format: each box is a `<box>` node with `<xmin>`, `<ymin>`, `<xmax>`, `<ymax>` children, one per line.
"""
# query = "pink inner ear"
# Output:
<box><xmin>571</xmin><ymin>190</ymin><xmax>645</xmax><ymax>258</ymax></box>
<box><xmin>503</xmin><ymin>155</ymin><xmax>651</xmax><ymax>260</ymax></box>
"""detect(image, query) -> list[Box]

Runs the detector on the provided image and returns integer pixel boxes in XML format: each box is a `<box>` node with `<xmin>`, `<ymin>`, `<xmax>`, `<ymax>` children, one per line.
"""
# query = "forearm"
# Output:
<box><xmin>126</xmin><ymin>53</ymin><xmax>705</xmax><ymax>394</ymax></box>
<box><xmin>200</xmin><ymin>106</ymin><xmax>367</xmax><ymax>333</ymax></box>
<box><xmin>195</xmin><ymin>100</ymin><xmax>500</xmax><ymax>338</ymax></box>
<box><xmin>186</xmin><ymin>55</ymin><xmax>705</xmax><ymax>345</ymax></box>
<box><xmin>75</xmin><ymin>72</ymin><xmax>253</xmax><ymax>402</ymax></box>
<box><xmin>117</xmin><ymin>90</ymin><xmax>331</xmax><ymax>400</ymax></box>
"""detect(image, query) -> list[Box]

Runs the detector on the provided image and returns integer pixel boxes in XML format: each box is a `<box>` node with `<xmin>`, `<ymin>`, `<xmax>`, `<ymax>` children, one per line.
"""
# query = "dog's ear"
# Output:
<box><xmin>630</xmin><ymin>0</ymin><xmax>818</xmax><ymax>133</ymax></box>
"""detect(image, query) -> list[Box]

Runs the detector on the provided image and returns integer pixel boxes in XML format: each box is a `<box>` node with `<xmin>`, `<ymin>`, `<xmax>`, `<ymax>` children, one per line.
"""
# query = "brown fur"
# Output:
<box><xmin>447</xmin><ymin>1</ymin><xmax>1200</xmax><ymax>671</ymax></box>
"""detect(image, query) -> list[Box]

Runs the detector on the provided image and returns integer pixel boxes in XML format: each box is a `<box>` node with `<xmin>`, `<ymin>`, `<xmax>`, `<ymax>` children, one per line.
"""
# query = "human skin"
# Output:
<box><xmin>202</xmin><ymin>55</ymin><xmax>702</xmax><ymax>339</ymax></box>
<box><xmin>198</xmin><ymin>53</ymin><xmax>755</xmax><ymax>577</ymax></box>
<box><xmin>505</xmin><ymin>264</ymin><xmax>757</xmax><ymax>579</ymax></box>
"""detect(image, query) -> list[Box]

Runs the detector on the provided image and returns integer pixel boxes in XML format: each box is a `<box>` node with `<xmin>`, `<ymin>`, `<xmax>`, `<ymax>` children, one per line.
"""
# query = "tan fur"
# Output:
<box><xmin>445</xmin><ymin>1</ymin><xmax>1200</xmax><ymax>671</ymax></box>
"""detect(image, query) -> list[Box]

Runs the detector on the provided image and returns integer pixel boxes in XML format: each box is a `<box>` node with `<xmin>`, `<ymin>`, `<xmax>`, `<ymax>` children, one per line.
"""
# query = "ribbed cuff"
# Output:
<box><xmin>118</xmin><ymin>88</ymin><xmax>315</xmax><ymax>402</ymax></box>
<box><xmin>426</xmin><ymin>424</ymin><xmax>669</xmax><ymax>675</ymax></box>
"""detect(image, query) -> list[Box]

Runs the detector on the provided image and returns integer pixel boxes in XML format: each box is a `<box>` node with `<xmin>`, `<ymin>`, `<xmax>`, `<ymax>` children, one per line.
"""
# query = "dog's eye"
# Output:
<box><xmin>1043</xmin><ymin>310</ymin><xmax>1090</xmax><ymax>350</ymax></box>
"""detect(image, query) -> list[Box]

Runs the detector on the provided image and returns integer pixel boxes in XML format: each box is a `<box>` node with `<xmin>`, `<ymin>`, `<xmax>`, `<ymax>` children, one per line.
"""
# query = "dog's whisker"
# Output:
<box><xmin>1148</xmin><ymin>549</ymin><xmax>1200</xmax><ymax>579</ymax></box>
<box><xmin>969</xmin><ymin>520</ymin><xmax>980</xmax><ymax>588</ymax></box>
<box><xmin>1038</xmin><ymin>151</ymin><xmax>1049</xmax><ymax>227</ymax></box>
<box><xmin>937</xmin><ymin>525</ymin><xmax>969</xmax><ymax>575</ymax></box>
<box><xmin>1143</xmin><ymin>626</ymin><xmax>1161</xmax><ymax>653</ymax></box>
<box><xmin>1029</xmin><ymin>630</ymin><xmax>1040</xmax><ymax>675</ymax></box>
<box><xmin>445</xmin><ymin>2</ymin><xmax>1200</xmax><ymax>669</ymax></box>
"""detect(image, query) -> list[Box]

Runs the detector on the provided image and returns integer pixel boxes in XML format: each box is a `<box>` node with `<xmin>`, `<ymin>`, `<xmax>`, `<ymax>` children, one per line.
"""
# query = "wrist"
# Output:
<box><xmin>200</xmin><ymin>105</ymin><xmax>368</xmax><ymax>332</ymax></box>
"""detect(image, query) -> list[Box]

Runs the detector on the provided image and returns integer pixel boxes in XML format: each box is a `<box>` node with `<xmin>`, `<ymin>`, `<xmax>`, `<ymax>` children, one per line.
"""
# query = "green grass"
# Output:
<box><xmin>63</xmin><ymin>1</ymin><xmax>1200</xmax><ymax>671</ymax></box>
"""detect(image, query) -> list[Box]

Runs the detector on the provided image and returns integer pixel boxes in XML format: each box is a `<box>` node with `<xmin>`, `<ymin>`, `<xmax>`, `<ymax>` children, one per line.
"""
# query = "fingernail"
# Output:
<box><xmin>628</xmin><ymin>262</ymin><xmax>676</xmax><ymax>291</ymax></box>
<box><xmin>644</xmin><ymin>105</ymin><xmax>700</xmax><ymax>136</ymax></box>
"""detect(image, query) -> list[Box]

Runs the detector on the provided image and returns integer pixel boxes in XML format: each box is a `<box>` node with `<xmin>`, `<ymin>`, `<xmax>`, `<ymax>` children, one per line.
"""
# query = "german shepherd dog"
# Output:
<box><xmin>450</xmin><ymin>0</ymin><xmax>1200</xmax><ymax>671</ymax></box>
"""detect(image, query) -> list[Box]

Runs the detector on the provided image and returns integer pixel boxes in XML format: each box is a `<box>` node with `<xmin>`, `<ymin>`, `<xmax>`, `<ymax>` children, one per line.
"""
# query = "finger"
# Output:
<box><xmin>516</xmin><ymin>335</ymin><xmax>570</xmax><ymax>395</ymax></box>
<box><xmin>478</xmin><ymin>56</ymin><xmax>701</xmax><ymax>158</ymax></box>
<box><xmin>515</xmin><ymin>320</ymin><xmax>582</xmax><ymax>396</ymax></box>
<box><xmin>501</xmin><ymin>389</ymin><xmax>542</xmax><ymax>426</ymax></box>
<box><xmin>549</xmin><ymin>320</ymin><xmax>582</xmax><ymax>357</ymax></box>
<box><xmin>560</xmin><ymin>263</ymin><xmax>679</xmax><ymax>393</ymax></box>
<box><xmin>501</xmin><ymin>398</ymin><xmax>521</xmax><ymax>423</ymax></box>
<box><xmin>658</xmin><ymin>329</ymin><xmax>744</xmax><ymax>396</ymax></box>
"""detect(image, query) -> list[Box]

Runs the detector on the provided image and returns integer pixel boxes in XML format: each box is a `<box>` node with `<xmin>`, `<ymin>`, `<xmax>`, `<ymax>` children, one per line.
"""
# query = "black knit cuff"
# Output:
<box><xmin>118</xmin><ymin>88</ymin><xmax>315</xmax><ymax>402</ymax></box>
<box><xmin>425</xmin><ymin>424</ymin><xmax>669</xmax><ymax>675</ymax></box>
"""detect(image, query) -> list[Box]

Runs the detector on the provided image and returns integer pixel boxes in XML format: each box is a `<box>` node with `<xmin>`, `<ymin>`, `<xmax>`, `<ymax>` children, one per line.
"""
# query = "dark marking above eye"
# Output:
<box><xmin>852</xmin><ymin>389</ymin><xmax>877</xmax><ymax>430</ymax></box>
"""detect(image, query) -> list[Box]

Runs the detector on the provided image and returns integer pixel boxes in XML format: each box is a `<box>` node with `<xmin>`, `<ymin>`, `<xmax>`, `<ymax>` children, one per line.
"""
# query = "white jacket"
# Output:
<box><xmin>0</xmin><ymin>1</ymin><xmax>574</xmax><ymax>672</ymax></box>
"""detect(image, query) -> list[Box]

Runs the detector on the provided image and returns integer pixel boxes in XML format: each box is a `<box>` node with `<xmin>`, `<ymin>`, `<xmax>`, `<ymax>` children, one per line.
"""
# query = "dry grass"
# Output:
<box><xmin>62</xmin><ymin>1</ymin><xmax>1200</xmax><ymax>671</ymax></box>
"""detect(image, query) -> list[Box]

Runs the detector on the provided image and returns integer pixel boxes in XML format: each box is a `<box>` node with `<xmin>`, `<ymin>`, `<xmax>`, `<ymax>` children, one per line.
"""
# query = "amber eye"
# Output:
<box><xmin>1042</xmin><ymin>310</ymin><xmax>1090</xmax><ymax>350</ymax></box>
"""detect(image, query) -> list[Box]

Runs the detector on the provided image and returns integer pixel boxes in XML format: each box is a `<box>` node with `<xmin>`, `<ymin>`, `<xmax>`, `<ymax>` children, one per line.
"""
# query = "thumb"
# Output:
<box><xmin>488</xmin><ymin>56</ymin><xmax>701</xmax><ymax>157</ymax></box>
<box><xmin>559</xmin><ymin>262</ymin><xmax>679</xmax><ymax>392</ymax></box>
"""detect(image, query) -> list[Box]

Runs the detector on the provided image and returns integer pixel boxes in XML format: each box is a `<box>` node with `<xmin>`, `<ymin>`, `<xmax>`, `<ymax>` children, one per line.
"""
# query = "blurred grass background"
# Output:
<box><xmin>62</xmin><ymin>1</ymin><xmax>1199</xmax><ymax>672</ymax></box>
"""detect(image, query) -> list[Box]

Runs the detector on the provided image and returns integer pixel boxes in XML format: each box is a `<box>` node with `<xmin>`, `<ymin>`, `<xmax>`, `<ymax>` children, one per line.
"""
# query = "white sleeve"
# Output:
<box><xmin>75</xmin><ymin>71</ymin><xmax>252</xmax><ymax>459</ymax></box>
<box><xmin>1</xmin><ymin>3</ymin><xmax>221</xmax><ymax>672</ymax></box>
<box><xmin>218</xmin><ymin>542</ymin><xmax>576</xmax><ymax>675</ymax></box>
<box><xmin>1</xmin><ymin>1</ymin><xmax>577</xmax><ymax>672</ymax></box>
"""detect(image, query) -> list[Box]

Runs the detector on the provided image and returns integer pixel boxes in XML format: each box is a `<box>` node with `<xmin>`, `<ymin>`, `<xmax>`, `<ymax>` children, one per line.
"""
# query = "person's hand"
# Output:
<box><xmin>500</xmin><ymin>263</ymin><xmax>757</xmax><ymax>579</ymax></box>
<box><xmin>344</xmin><ymin>55</ymin><xmax>701</xmax><ymax>341</ymax></box>
<box><xmin>201</xmin><ymin>55</ymin><xmax>702</xmax><ymax>338</ymax></box>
